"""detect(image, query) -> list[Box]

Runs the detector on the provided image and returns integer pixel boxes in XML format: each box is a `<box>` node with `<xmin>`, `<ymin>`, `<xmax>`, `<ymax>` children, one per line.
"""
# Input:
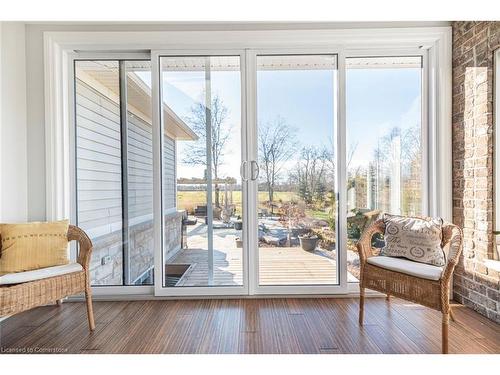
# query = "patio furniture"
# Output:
<box><xmin>357</xmin><ymin>218</ymin><xmax>463</xmax><ymax>354</ymax></box>
<box><xmin>194</xmin><ymin>205</ymin><xmax>207</xmax><ymax>217</ymax></box>
<box><xmin>0</xmin><ymin>225</ymin><xmax>95</xmax><ymax>331</ymax></box>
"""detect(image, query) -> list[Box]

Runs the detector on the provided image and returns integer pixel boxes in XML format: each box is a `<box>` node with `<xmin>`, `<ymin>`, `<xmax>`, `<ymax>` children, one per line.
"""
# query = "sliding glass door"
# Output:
<box><xmin>248</xmin><ymin>53</ymin><xmax>342</xmax><ymax>294</ymax></box>
<box><xmin>155</xmin><ymin>53</ymin><xmax>247</xmax><ymax>295</ymax></box>
<box><xmin>73</xmin><ymin>50</ymin><xmax>426</xmax><ymax>297</ymax></box>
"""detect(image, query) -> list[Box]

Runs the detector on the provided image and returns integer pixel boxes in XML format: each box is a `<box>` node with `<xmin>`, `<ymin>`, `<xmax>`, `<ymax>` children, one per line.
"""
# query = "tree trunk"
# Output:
<box><xmin>215</xmin><ymin>183</ymin><xmax>220</xmax><ymax>208</ymax></box>
<box><xmin>268</xmin><ymin>185</ymin><xmax>274</xmax><ymax>214</ymax></box>
<box><xmin>268</xmin><ymin>185</ymin><xmax>274</xmax><ymax>203</ymax></box>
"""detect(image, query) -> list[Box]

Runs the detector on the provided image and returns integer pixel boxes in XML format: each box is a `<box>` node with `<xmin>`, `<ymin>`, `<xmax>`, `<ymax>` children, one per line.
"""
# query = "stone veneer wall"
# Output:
<box><xmin>89</xmin><ymin>211</ymin><xmax>184</xmax><ymax>285</ymax></box>
<box><xmin>164</xmin><ymin>210</ymin><xmax>184</xmax><ymax>261</ymax></box>
<box><xmin>452</xmin><ymin>21</ymin><xmax>500</xmax><ymax>323</ymax></box>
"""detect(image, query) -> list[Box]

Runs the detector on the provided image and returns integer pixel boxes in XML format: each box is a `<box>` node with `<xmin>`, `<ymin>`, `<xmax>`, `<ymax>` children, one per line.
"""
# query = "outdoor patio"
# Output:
<box><xmin>169</xmin><ymin>246</ymin><xmax>341</xmax><ymax>286</ymax></box>
<box><xmin>165</xmin><ymin>221</ymin><xmax>358</xmax><ymax>286</ymax></box>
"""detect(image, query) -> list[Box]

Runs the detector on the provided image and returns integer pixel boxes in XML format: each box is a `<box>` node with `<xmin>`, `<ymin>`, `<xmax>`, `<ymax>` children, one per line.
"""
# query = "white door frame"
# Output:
<box><xmin>151</xmin><ymin>49</ymin><xmax>250</xmax><ymax>297</ymax></box>
<box><xmin>44</xmin><ymin>27</ymin><xmax>452</xmax><ymax>298</ymax></box>
<box><xmin>246</xmin><ymin>48</ymin><xmax>348</xmax><ymax>295</ymax></box>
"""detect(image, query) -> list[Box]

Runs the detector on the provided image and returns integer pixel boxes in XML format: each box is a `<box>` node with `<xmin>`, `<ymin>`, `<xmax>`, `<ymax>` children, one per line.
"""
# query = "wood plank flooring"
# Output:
<box><xmin>1</xmin><ymin>298</ymin><xmax>499</xmax><ymax>354</ymax></box>
<box><xmin>170</xmin><ymin>247</ymin><xmax>338</xmax><ymax>286</ymax></box>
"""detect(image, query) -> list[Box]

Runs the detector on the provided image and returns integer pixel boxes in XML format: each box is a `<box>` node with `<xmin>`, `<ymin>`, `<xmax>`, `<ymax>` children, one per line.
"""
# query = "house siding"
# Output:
<box><xmin>75</xmin><ymin>76</ymin><xmax>179</xmax><ymax>285</ymax></box>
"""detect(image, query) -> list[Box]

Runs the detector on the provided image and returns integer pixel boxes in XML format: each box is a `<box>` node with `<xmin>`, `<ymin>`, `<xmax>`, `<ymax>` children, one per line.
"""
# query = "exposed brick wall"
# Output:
<box><xmin>452</xmin><ymin>21</ymin><xmax>500</xmax><ymax>323</ymax></box>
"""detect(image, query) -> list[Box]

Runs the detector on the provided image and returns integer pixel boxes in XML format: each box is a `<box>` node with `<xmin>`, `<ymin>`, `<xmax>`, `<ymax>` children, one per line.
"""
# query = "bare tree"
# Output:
<box><xmin>347</xmin><ymin>141</ymin><xmax>359</xmax><ymax>170</ymax></box>
<box><xmin>293</xmin><ymin>146</ymin><xmax>329</xmax><ymax>204</ymax></box>
<box><xmin>258</xmin><ymin>117</ymin><xmax>297</xmax><ymax>204</ymax></box>
<box><xmin>182</xmin><ymin>94</ymin><xmax>231</xmax><ymax>208</ymax></box>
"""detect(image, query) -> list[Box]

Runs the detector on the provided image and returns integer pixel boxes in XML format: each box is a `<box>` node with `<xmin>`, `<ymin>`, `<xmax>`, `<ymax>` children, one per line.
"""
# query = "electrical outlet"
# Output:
<box><xmin>101</xmin><ymin>255</ymin><xmax>112</xmax><ymax>265</ymax></box>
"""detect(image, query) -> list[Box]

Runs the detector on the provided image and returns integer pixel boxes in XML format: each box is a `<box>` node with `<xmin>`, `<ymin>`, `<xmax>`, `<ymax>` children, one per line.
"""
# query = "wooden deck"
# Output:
<box><xmin>168</xmin><ymin>247</ymin><xmax>338</xmax><ymax>286</ymax></box>
<box><xmin>1</xmin><ymin>298</ymin><xmax>498</xmax><ymax>354</ymax></box>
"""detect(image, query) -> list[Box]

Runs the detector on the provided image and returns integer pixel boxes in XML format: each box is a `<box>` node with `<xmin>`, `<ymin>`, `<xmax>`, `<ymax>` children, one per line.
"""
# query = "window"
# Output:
<box><xmin>345</xmin><ymin>56</ymin><xmax>424</xmax><ymax>281</ymax></box>
<box><xmin>75</xmin><ymin>60</ymin><xmax>154</xmax><ymax>286</ymax></box>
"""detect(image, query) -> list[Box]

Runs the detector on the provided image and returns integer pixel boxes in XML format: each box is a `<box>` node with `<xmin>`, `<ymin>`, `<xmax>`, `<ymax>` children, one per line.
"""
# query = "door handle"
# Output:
<box><xmin>250</xmin><ymin>160</ymin><xmax>260</xmax><ymax>181</ymax></box>
<box><xmin>240</xmin><ymin>161</ymin><xmax>249</xmax><ymax>181</ymax></box>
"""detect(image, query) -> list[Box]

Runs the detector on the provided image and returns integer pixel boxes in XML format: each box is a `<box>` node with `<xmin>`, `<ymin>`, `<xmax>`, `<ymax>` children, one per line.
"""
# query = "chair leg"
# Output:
<box><xmin>386</xmin><ymin>294</ymin><xmax>390</xmax><ymax>301</ymax></box>
<box><xmin>85</xmin><ymin>283</ymin><xmax>96</xmax><ymax>331</ymax></box>
<box><xmin>56</xmin><ymin>299</ymin><xmax>63</xmax><ymax>306</ymax></box>
<box><xmin>442</xmin><ymin>313</ymin><xmax>449</xmax><ymax>354</ymax></box>
<box><xmin>359</xmin><ymin>287</ymin><xmax>365</xmax><ymax>325</ymax></box>
<box><xmin>449</xmin><ymin>307</ymin><xmax>456</xmax><ymax>322</ymax></box>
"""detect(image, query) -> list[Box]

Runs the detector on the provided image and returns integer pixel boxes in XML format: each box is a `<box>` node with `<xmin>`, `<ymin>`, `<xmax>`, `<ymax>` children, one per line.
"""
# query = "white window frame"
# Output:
<box><xmin>69</xmin><ymin>51</ymin><xmax>155</xmax><ymax>296</ymax></box>
<box><xmin>45</xmin><ymin>27</ymin><xmax>452</xmax><ymax>298</ymax></box>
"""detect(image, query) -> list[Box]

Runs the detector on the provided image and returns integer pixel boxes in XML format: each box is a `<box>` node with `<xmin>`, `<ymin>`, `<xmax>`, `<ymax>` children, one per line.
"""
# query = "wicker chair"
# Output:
<box><xmin>357</xmin><ymin>218</ymin><xmax>463</xmax><ymax>354</ymax></box>
<box><xmin>0</xmin><ymin>225</ymin><xmax>95</xmax><ymax>331</ymax></box>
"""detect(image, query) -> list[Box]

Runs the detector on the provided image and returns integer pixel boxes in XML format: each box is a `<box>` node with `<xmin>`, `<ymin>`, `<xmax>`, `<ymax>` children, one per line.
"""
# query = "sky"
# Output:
<box><xmin>346</xmin><ymin>68</ymin><xmax>421</xmax><ymax>168</ymax></box>
<box><xmin>139</xmin><ymin>58</ymin><xmax>422</xmax><ymax>186</ymax></box>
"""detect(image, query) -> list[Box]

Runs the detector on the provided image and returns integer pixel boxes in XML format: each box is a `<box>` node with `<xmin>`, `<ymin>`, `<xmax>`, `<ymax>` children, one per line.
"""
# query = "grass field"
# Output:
<box><xmin>177</xmin><ymin>190</ymin><xmax>298</xmax><ymax>214</ymax></box>
<box><xmin>177</xmin><ymin>190</ymin><xmax>332</xmax><ymax>220</ymax></box>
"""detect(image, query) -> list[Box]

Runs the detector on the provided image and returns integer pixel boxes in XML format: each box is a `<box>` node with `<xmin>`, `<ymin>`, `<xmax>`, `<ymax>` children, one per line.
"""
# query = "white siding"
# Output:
<box><xmin>163</xmin><ymin>135</ymin><xmax>176</xmax><ymax>210</ymax></box>
<box><xmin>76</xmin><ymin>79</ymin><xmax>123</xmax><ymax>239</ymax></box>
<box><xmin>128</xmin><ymin>113</ymin><xmax>153</xmax><ymax>220</ymax></box>
<box><xmin>76</xmin><ymin>77</ymin><xmax>177</xmax><ymax>238</ymax></box>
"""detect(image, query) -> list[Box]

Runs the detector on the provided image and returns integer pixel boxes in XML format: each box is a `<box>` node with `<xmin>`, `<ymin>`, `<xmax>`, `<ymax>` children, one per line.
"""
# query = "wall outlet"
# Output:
<box><xmin>101</xmin><ymin>255</ymin><xmax>112</xmax><ymax>265</ymax></box>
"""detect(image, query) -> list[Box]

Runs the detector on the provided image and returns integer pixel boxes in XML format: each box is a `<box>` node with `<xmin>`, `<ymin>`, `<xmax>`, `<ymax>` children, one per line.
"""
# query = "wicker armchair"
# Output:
<box><xmin>357</xmin><ymin>218</ymin><xmax>463</xmax><ymax>354</ymax></box>
<box><xmin>0</xmin><ymin>225</ymin><xmax>95</xmax><ymax>331</ymax></box>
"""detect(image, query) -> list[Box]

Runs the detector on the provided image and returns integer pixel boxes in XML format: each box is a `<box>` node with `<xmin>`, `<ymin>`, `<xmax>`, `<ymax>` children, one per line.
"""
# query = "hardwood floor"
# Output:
<box><xmin>1</xmin><ymin>298</ymin><xmax>499</xmax><ymax>354</ymax></box>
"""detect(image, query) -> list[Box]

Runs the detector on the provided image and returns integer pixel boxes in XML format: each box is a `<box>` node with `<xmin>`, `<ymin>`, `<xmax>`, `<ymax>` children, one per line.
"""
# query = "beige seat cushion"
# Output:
<box><xmin>0</xmin><ymin>263</ymin><xmax>83</xmax><ymax>285</ymax></box>
<box><xmin>0</xmin><ymin>220</ymin><xmax>69</xmax><ymax>276</ymax></box>
<box><xmin>367</xmin><ymin>256</ymin><xmax>443</xmax><ymax>281</ymax></box>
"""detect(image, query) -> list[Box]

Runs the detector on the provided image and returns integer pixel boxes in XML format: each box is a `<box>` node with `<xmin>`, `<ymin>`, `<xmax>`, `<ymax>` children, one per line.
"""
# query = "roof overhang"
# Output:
<box><xmin>75</xmin><ymin>60</ymin><xmax>198</xmax><ymax>141</ymax></box>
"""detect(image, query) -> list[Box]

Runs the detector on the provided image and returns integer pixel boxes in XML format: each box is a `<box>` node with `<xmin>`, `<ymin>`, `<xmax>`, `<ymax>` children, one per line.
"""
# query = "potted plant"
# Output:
<box><xmin>278</xmin><ymin>201</ymin><xmax>306</xmax><ymax>247</ymax></box>
<box><xmin>233</xmin><ymin>216</ymin><xmax>243</xmax><ymax>230</ymax></box>
<box><xmin>298</xmin><ymin>232</ymin><xmax>319</xmax><ymax>251</ymax></box>
<box><xmin>235</xmin><ymin>237</ymin><xmax>243</xmax><ymax>248</ymax></box>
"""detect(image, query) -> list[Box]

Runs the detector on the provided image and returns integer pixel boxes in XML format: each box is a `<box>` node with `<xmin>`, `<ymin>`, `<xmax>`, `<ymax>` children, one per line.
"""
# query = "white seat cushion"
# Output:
<box><xmin>367</xmin><ymin>256</ymin><xmax>443</xmax><ymax>281</ymax></box>
<box><xmin>0</xmin><ymin>263</ymin><xmax>83</xmax><ymax>285</ymax></box>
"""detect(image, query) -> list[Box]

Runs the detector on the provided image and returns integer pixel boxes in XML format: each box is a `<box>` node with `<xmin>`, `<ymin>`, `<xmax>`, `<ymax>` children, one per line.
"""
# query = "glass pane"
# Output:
<box><xmin>75</xmin><ymin>60</ymin><xmax>154</xmax><ymax>286</ymax></box>
<box><xmin>124</xmin><ymin>61</ymin><xmax>154</xmax><ymax>285</ymax></box>
<box><xmin>346</xmin><ymin>56</ymin><xmax>423</xmax><ymax>282</ymax></box>
<box><xmin>160</xmin><ymin>56</ymin><xmax>242</xmax><ymax>287</ymax></box>
<box><xmin>75</xmin><ymin>61</ymin><xmax>123</xmax><ymax>286</ymax></box>
<box><xmin>256</xmin><ymin>55</ymin><xmax>338</xmax><ymax>286</ymax></box>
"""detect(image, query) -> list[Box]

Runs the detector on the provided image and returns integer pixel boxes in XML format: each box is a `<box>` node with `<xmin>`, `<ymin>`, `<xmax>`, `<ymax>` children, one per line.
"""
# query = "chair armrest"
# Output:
<box><xmin>67</xmin><ymin>225</ymin><xmax>93</xmax><ymax>270</ymax></box>
<box><xmin>440</xmin><ymin>224</ymin><xmax>463</xmax><ymax>284</ymax></box>
<box><xmin>357</xmin><ymin>219</ymin><xmax>385</xmax><ymax>265</ymax></box>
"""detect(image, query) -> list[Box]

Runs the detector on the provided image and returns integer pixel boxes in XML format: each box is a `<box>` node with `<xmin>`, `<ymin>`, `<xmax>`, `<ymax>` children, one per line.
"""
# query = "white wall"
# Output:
<box><xmin>0</xmin><ymin>22</ymin><xmax>28</xmax><ymax>222</ymax></box>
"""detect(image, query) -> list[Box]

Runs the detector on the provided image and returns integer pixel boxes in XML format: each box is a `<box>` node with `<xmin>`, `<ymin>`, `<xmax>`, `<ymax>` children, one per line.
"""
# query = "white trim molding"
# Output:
<box><xmin>44</xmin><ymin>33</ymin><xmax>71</xmax><ymax>221</ymax></box>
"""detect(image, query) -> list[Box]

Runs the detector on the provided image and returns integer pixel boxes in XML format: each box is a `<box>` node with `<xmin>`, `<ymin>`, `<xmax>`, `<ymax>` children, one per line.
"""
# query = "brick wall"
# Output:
<box><xmin>452</xmin><ymin>21</ymin><xmax>500</xmax><ymax>323</ymax></box>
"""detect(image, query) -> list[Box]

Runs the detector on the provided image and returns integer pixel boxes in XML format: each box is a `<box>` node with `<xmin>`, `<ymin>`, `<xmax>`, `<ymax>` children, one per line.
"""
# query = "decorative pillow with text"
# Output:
<box><xmin>381</xmin><ymin>214</ymin><xmax>445</xmax><ymax>267</ymax></box>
